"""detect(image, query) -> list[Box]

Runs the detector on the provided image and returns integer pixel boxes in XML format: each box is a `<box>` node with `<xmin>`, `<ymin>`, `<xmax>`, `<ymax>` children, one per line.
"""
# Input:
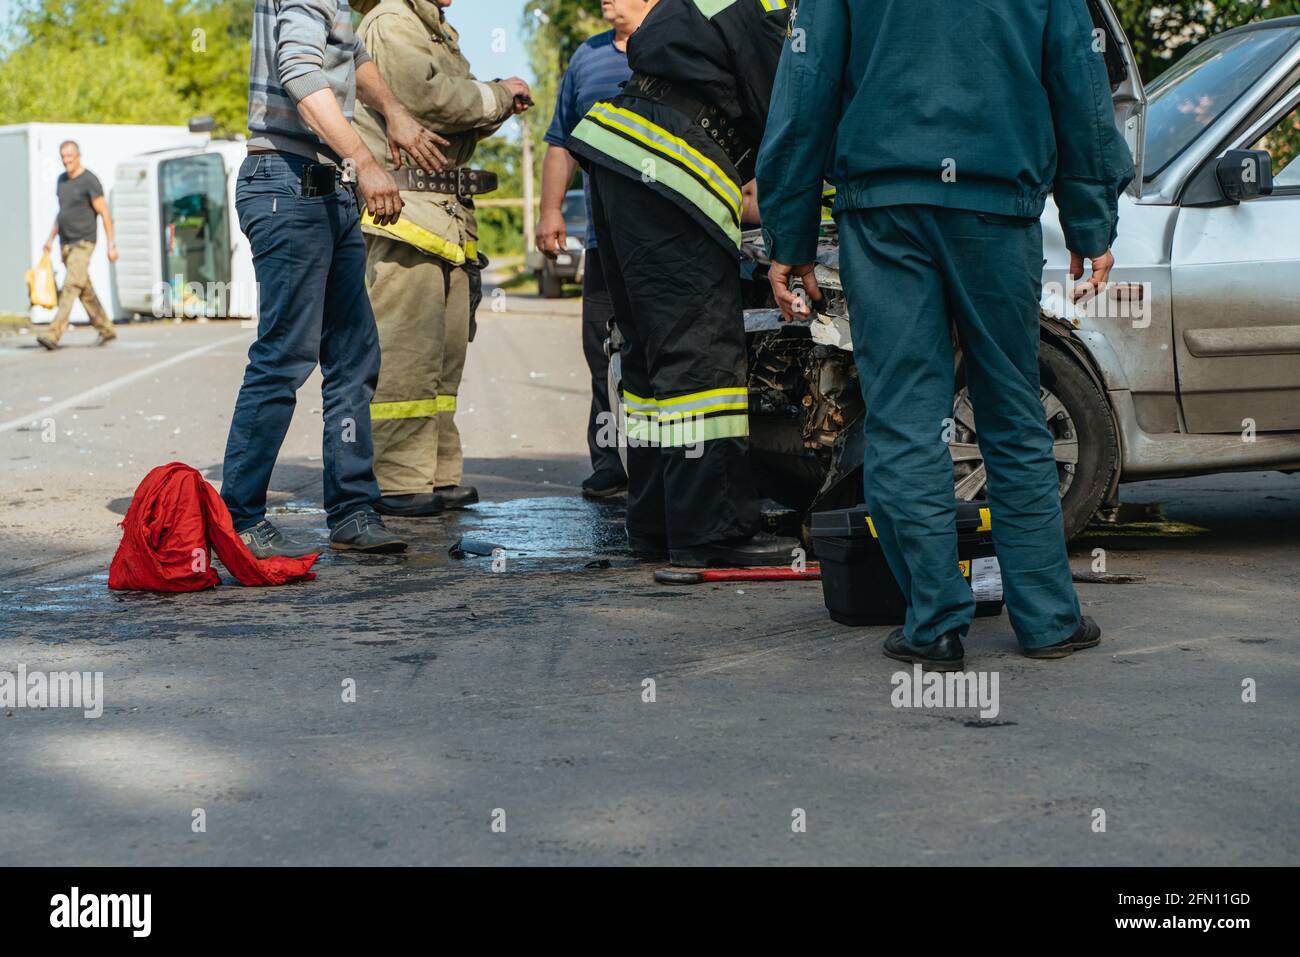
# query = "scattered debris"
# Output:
<box><xmin>449</xmin><ymin>537</ymin><xmax>506</xmax><ymax>559</ymax></box>
<box><xmin>1071</xmin><ymin>570</ymin><xmax>1145</xmax><ymax>584</ymax></box>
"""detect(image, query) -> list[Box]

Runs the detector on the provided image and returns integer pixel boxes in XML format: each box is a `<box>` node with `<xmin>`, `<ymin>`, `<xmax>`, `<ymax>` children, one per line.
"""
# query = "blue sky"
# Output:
<box><xmin>0</xmin><ymin>0</ymin><xmax>534</xmax><ymax>81</ymax></box>
<box><xmin>451</xmin><ymin>0</ymin><xmax>534</xmax><ymax>83</ymax></box>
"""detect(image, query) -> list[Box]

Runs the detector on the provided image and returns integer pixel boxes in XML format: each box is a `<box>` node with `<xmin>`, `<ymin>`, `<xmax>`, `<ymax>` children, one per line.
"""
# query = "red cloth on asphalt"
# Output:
<box><xmin>108</xmin><ymin>462</ymin><xmax>317</xmax><ymax>592</ymax></box>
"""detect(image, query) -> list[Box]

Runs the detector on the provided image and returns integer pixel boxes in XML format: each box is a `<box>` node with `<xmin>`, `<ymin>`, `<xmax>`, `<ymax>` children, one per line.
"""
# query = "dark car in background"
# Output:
<box><xmin>535</xmin><ymin>189</ymin><xmax>587</xmax><ymax>298</ymax></box>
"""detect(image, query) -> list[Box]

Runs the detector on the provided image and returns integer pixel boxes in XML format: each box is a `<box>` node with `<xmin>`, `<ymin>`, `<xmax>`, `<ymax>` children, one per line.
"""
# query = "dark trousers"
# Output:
<box><xmin>837</xmin><ymin>205</ymin><xmax>1081</xmax><ymax>649</ymax></box>
<box><xmin>581</xmin><ymin>251</ymin><xmax>626</xmax><ymax>478</ymax></box>
<box><xmin>221</xmin><ymin>152</ymin><xmax>381</xmax><ymax>532</ymax></box>
<box><xmin>589</xmin><ymin>165</ymin><xmax>759</xmax><ymax>548</ymax></box>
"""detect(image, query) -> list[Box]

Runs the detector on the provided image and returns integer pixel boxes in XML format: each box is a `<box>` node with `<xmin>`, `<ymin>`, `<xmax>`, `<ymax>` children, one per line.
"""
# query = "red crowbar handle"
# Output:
<box><xmin>654</xmin><ymin>566</ymin><xmax>822</xmax><ymax>585</ymax></box>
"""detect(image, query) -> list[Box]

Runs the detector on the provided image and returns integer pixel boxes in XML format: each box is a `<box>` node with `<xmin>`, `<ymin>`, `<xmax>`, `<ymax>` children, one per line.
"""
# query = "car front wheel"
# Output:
<box><xmin>949</xmin><ymin>340</ymin><xmax>1118</xmax><ymax>541</ymax></box>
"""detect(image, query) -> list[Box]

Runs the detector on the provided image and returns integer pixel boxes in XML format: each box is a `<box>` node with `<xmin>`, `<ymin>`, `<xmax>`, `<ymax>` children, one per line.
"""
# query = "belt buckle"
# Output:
<box><xmin>455</xmin><ymin>168</ymin><xmax>472</xmax><ymax>201</ymax></box>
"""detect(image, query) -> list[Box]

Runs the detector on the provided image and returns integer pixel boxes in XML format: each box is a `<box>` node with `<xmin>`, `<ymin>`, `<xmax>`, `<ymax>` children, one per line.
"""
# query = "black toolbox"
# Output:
<box><xmin>809</xmin><ymin>502</ymin><xmax>1004</xmax><ymax>626</ymax></box>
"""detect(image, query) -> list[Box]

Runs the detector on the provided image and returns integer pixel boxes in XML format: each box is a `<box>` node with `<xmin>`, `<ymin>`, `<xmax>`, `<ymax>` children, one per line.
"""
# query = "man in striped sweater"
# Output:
<box><xmin>222</xmin><ymin>0</ymin><xmax>449</xmax><ymax>557</ymax></box>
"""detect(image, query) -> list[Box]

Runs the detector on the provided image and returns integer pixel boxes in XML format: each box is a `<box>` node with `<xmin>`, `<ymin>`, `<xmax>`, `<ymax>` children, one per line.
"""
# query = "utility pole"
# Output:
<box><xmin>520</xmin><ymin>115</ymin><xmax>535</xmax><ymax>253</ymax></box>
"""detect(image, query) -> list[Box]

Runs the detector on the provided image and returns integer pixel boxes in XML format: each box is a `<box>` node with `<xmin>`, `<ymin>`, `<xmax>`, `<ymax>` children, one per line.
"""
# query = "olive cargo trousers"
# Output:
<box><xmin>364</xmin><ymin>233</ymin><xmax>470</xmax><ymax>495</ymax></box>
<box><xmin>47</xmin><ymin>241</ymin><xmax>115</xmax><ymax>342</ymax></box>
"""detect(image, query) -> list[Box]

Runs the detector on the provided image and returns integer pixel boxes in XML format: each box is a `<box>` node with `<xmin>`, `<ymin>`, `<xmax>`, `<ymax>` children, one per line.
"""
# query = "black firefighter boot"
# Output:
<box><xmin>668</xmin><ymin>533</ymin><xmax>802</xmax><ymax>569</ymax></box>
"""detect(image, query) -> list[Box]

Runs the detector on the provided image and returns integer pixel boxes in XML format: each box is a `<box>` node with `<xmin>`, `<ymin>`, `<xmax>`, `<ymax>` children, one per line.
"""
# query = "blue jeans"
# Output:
<box><xmin>221</xmin><ymin>152</ymin><xmax>381</xmax><ymax>531</ymax></box>
<box><xmin>837</xmin><ymin>205</ymin><xmax>1082</xmax><ymax>650</ymax></box>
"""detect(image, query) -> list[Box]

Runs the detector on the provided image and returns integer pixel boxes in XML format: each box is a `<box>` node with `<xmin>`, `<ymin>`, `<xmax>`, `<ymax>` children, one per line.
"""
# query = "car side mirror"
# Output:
<box><xmin>1216</xmin><ymin>149</ymin><xmax>1273</xmax><ymax>202</ymax></box>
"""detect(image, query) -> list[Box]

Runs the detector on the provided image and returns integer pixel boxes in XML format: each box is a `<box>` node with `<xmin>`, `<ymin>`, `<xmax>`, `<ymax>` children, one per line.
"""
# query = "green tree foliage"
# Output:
<box><xmin>0</xmin><ymin>0</ymin><xmax>253</xmax><ymax>130</ymax></box>
<box><xmin>474</xmin><ymin>123</ymin><xmax>529</xmax><ymax>258</ymax></box>
<box><xmin>1111</xmin><ymin>0</ymin><xmax>1300</xmax><ymax>82</ymax></box>
<box><xmin>521</xmin><ymin>1</ymin><xmax>605</xmax><ymax>190</ymax></box>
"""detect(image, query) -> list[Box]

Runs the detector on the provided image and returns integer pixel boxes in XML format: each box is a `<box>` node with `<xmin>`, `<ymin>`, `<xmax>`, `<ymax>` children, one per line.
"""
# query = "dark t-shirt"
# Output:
<box><xmin>56</xmin><ymin>170</ymin><xmax>104</xmax><ymax>245</ymax></box>
<box><xmin>544</xmin><ymin>31</ymin><xmax>631</xmax><ymax>250</ymax></box>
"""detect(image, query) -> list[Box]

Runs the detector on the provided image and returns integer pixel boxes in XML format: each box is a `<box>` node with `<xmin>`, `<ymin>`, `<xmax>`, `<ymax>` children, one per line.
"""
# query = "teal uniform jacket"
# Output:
<box><xmin>757</xmin><ymin>0</ymin><xmax>1135</xmax><ymax>264</ymax></box>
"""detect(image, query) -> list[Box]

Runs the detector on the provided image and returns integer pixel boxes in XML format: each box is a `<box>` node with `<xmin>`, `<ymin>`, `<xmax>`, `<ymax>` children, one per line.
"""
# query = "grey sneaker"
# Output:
<box><xmin>329</xmin><ymin>510</ymin><xmax>408</xmax><ymax>553</ymax></box>
<box><xmin>36</xmin><ymin>334</ymin><xmax>59</xmax><ymax>351</ymax></box>
<box><xmin>96</xmin><ymin>332</ymin><xmax>117</xmax><ymax>347</ymax></box>
<box><xmin>238</xmin><ymin>520</ymin><xmax>316</xmax><ymax>559</ymax></box>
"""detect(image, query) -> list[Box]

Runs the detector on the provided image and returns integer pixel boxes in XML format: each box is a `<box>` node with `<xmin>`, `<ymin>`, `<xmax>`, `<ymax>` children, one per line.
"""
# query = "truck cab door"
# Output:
<box><xmin>1088</xmin><ymin>0</ymin><xmax>1146</xmax><ymax>193</ymax></box>
<box><xmin>1171</xmin><ymin>89</ymin><xmax>1300</xmax><ymax>433</ymax></box>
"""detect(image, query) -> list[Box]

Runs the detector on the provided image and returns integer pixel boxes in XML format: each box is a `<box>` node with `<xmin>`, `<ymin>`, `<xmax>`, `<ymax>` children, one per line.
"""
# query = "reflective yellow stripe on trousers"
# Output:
<box><xmin>621</xmin><ymin>387</ymin><xmax>749</xmax><ymax>447</ymax></box>
<box><xmin>371</xmin><ymin>395</ymin><xmax>457</xmax><ymax>420</ymax></box>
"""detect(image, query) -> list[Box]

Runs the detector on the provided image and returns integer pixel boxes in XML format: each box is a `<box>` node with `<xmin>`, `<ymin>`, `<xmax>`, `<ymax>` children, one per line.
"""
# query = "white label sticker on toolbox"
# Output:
<box><xmin>971</xmin><ymin>556</ymin><xmax>1003</xmax><ymax>603</ymax></box>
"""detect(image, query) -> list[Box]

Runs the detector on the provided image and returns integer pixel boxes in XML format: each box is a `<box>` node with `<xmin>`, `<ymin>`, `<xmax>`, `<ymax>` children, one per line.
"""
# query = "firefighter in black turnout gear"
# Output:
<box><xmin>567</xmin><ymin>0</ymin><xmax>796</xmax><ymax>568</ymax></box>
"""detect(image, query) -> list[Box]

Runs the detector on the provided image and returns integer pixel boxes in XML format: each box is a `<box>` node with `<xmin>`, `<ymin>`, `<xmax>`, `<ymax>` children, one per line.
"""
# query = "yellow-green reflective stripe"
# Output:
<box><xmin>621</xmin><ymin>390</ymin><xmax>659</xmax><ymax>412</ymax></box>
<box><xmin>659</xmin><ymin>413</ymin><xmax>749</xmax><ymax>447</ymax></box>
<box><xmin>436</xmin><ymin>394</ymin><xmax>456</xmax><ymax>412</ymax></box>
<box><xmin>658</xmin><ymin>401</ymin><xmax>748</xmax><ymax>421</ymax></box>
<box><xmin>371</xmin><ymin>398</ymin><xmax>438</xmax><ymax>420</ymax></box>
<box><xmin>694</xmin><ymin>0</ymin><xmax>736</xmax><ymax>18</ymax></box>
<box><xmin>657</xmin><ymin>386</ymin><xmax>748</xmax><ymax>409</ymax></box>
<box><xmin>573</xmin><ymin>119</ymin><xmax>743</xmax><ymax>248</ymax></box>
<box><xmin>589</xmin><ymin>102</ymin><xmax>741</xmax><ymax>215</ymax></box>
<box><xmin>760</xmin><ymin>0</ymin><xmax>788</xmax><ymax>11</ymax></box>
<box><xmin>622</xmin><ymin>414</ymin><xmax>750</xmax><ymax>445</ymax></box>
<box><xmin>361</xmin><ymin>210</ymin><xmax>470</xmax><ymax>266</ymax></box>
<box><xmin>622</xmin><ymin>387</ymin><xmax>749</xmax><ymax>420</ymax></box>
<box><xmin>625</xmin><ymin>412</ymin><xmax>657</xmax><ymax>442</ymax></box>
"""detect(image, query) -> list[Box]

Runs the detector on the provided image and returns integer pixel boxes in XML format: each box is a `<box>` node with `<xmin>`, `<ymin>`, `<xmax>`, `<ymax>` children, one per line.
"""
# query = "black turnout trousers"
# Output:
<box><xmin>589</xmin><ymin>164</ymin><xmax>760</xmax><ymax>548</ymax></box>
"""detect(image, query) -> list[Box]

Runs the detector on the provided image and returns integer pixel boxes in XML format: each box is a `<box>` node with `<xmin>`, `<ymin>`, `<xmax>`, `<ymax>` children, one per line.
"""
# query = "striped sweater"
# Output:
<box><xmin>247</xmin><ymin>0</ymin><xmax>371</xmax><ymax>162</ymax></box>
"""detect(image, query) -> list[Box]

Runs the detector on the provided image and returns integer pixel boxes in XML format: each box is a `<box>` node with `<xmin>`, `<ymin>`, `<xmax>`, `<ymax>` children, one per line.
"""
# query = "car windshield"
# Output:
<box><xmin>1143</xmin><ymin>25</ymin><xmax>1300</xmax><ymax>180</ymax></box>
<box><xmin>562</xmin><ymin>192</ymin><xmax>586</xmax><ymax>226</ymax></box>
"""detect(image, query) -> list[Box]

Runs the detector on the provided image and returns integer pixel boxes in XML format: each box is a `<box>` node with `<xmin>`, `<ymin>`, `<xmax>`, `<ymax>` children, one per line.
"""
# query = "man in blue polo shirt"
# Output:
<box><xmin>536</xmin><ymin>0</ymin><xmax>653</xmax><ymax>500</ymax></box>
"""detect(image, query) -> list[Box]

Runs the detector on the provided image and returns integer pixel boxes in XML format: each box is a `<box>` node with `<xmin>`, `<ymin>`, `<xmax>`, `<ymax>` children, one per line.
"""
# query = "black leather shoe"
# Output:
<box><xmin>882</xmin><ymin>627</ymin><xmax>966</xmax><ymax>672</ymax></box>
<box><xmin>434</xmin><ymin>485</ymin><xmax>479</xmax><ymax>509</ymax></box>
<box><xmin>374</xmin><ymin>493</ymin><xmax>445</xmax><ymax>517</ymax></box>
<box><xmin>627</xmin><ymin>530</ymin><xmax>668</xmax><ymax>561</ymax></box>
<box><xmin>582</xmin><ymin>468</ymin><xmax>627</xmax><ymax>499</ymax></box>
<box><xmin>238</xmin><ymin>520</ymin><xmax>315</xmax><ymax>559</ymax></box>
<box><xmin>1023</xmin><ymin>616</ymin><xmax>1101</xmax><ymax>659</ymax></box>
<box><xmin>669</xmin><ymin>533</ymin><xmax>801</xmax><ymax>568</ymax></box>
<box><xmin>329</xmin><ymin>510</ymin><xmax>408</xmax><ymax>553</ymax></box>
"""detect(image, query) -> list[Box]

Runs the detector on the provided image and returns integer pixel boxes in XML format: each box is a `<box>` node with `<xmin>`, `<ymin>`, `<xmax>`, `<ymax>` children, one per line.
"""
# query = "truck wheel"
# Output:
<box><xmin>539</xmin><ymin>268</ymin><xmax>563</xmax><ymax>299</ymax></box>
<box><xmin>950</xmin><ymin>340</ymin><xmax>1117</xmax><ymax>541</ymax></box>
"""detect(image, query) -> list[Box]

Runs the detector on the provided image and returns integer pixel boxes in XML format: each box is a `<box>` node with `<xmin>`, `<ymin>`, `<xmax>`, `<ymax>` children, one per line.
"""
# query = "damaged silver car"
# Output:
<box><xmin>725</xmin><ymin>6</ymin><xmax>1300</xmax><ymax>540</ymax></box>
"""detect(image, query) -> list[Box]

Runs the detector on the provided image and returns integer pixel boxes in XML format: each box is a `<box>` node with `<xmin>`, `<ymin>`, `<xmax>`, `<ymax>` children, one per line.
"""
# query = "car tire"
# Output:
<box><xmin>539</xmin><ymin>268</ymin><xmax>563</xmax><ymax>299</ymax></box>
<box><xmin>1040</xmin><ymin>342</ymin><xmax>1117</xmax><ymax>539</ymax></box>
<box><xmin>952</xmin><ymin>339</ymin><xmax>1118</xmax><ymax>541</ymax></box>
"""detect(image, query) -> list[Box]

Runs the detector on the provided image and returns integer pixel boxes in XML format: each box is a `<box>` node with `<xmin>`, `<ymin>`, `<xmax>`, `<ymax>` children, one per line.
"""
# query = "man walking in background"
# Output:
<box><xmin>759</xmin><ymin>0</ymin><xmax>1134</xmax><ymax>667</ymax></box>
<box><xmin>36</xmin><ymin>140</ymin><xmax>118</xmax><ymax>351</ymax></box>
<box><xmin>353</xmin><ymin>0</ymin><xmax>530</xmax><ymax>518</ymax></box>
<box><xmin>536</xmin><ymin>0</ymin><xmax>650</xmax><ymax>501</ymax></box>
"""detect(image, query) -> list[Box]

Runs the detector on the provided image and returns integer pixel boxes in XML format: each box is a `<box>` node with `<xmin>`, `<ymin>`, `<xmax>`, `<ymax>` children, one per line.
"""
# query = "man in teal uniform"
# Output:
<box><xmin>758</xmin><ymin>0</ymin><xmax>1134</xmax><ymax>668</ymax></box>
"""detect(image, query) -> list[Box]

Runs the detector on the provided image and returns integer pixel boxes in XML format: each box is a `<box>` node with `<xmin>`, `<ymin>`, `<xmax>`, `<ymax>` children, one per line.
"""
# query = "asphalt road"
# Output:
<box><xmin>1</xmin><ymin>292</ymin><xmax>1297</xmax><ymax>866</ymax></box>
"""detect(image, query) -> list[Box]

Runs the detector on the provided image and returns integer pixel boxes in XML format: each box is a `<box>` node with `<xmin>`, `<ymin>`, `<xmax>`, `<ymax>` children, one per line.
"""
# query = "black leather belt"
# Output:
<box><xmin>392</xmin><ymin>167</ymin><xmax>498</xmax><ymax>198</ymax></box>
<box><xmin>620</xmin><ymin>73</ymin><xmax>754</xmax><ymax>178</ymax></box>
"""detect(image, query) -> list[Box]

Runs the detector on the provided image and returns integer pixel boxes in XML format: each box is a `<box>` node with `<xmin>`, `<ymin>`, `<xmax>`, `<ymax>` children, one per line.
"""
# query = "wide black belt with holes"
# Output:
<box><xmin>391</xmin><ymin>167</ymin><xmax>499</xmax><ymax>198</ymax></box>
<box><xmin>619</xmin><ymin>72</ymin><xmax>754</xmax><ymax>179</ymax></box>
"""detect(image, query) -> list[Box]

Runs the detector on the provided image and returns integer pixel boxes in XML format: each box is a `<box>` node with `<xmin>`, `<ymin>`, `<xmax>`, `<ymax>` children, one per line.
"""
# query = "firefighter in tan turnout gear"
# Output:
<box><xmin>353</xmin><ymin>0</ymin><xmax>532</xmax><ymax>516</ymax></box>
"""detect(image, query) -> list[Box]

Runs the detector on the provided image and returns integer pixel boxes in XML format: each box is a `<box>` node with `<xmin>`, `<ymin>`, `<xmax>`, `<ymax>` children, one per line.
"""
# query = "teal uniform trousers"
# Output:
<box><xmin>837</xmin><ymin>204</ymin><xmax>1082</xmax><ymax>650</ymax></box>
